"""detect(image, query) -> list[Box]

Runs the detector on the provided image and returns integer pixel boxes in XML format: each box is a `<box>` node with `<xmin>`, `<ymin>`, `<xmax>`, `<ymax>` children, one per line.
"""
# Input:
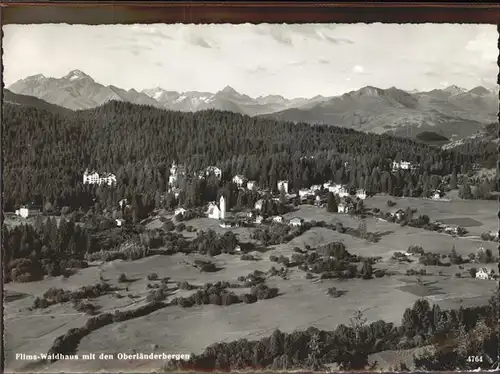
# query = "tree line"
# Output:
<box><xmin>3</xmin><ymin>101</ymin><xmax>488</xmax><ymax>212</ymax></box>
<box><xmin>166</xmin><ymin>290</ymin><xmax>498</xmax><ymax>371</ymax></box>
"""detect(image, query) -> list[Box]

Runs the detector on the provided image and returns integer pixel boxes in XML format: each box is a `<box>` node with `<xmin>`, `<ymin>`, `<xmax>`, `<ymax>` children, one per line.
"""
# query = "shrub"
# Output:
<box><xmin>200</xmin><ymin>263</ymin><xmax>217</xmax><ymax>272</ymax></box>
<box><xmin>291</xmin><ymin>253</ymin><xmax>305</xmax><ymax>264</ymax></box>
<box><xmin>178</xmin><ymin>281</ymin><xmax>193</xmax><ymax>290</ymax></box>
<box><xmin>406</xmin><ymin>268</ymin><xmax>427</xmax><ymax>276</ymax></box>
<box><xmin>16</xmin><ymin>272</ymin><xmax>37</xmax><ymax>283</ymax></box>
<box><xmin>178</xmin><ymin>297</ymin><xmax>195</xmax><ymax>308</ymax></box>
<box><xmin>278</xmin><ymin>255</ymin><xmax>290</xmax><ymax>266</ymax></box>
<box><xmin>320</xmin><ymin>272</ymin><xmax>336</xmax><ymax>279</ymax></box>
<box><xmin>146</xmin><ymin>289</ymin><xmax>168</xmax><ymax>302</ymax></box>
<box><xmin>74</xmin><ymin>301</ymin><xmax>98</xmax><ymax>315</ymax></box>
<box><xmin>220</xmin><ymin>292</ymin><xmax>240</xmax><ymax>306</ymax></box>
<box><xmin>147</xmin><ymin>273</ymin><xmax>159</xmax><ymax>281</ymax></box>
<box><xmin>391</xmin><ymin>252</ymin><xmax>411</xmax><ymax>262</ymax></box>
<box><xmin>240</xmin><ymin>254</ymin><xmax>258</xmax><ymax>261</ymax></box>
<box><xmin>162</xmin><ymin>221</ymin><xmax>175</xmax><ymax>231</ymax></box>
<box><xmin>85</xmin><ymin>313</ymin><xmax>114</xmax><ymax>331</ymax></box>
<box><xmin>250</xmin><ymin>284</ymin><xmax>279</xmax><ymax>300</ymax></box>
<box><xmin>407</xmin><ymin>245</ymin><xmax>425</xmax><ymax>256</ymax></box>
<box><xmin>238</xmin><ymin>293</ymin><xmax>257</xmax><ymax>304</ymax></box>
<box><xmin>118</xmin><ymin>273</ymin><xmax>127</xmax><ymax>283</ymax></box>
<box><xmin>336</xmin><ymin>223</ymin><xmax>346</xmax><ymax>233</ymax></box>
<box><xmin>374</xmin><ymin>269</ymin><xmax>386</xmax><ymax>278</ymax></box>
<box><xmin>33</xmin><ymin>296</ymin><xmax>50</xmax><ymax>309</ymax></box>
<box><xmin>327</xmin><ymin>287</ymin><xmax>343</xmax><ymax>298</ymax></box>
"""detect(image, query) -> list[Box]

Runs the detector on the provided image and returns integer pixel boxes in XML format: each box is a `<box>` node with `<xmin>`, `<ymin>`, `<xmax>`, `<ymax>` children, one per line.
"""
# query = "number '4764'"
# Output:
<box><xmin>467</xmin><ymin>356</ymin><xmax>483</xmax><ymax>363</ymax></box>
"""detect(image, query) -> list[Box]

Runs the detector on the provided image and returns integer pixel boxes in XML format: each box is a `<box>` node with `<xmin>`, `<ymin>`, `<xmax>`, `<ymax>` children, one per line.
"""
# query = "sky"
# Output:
<box><xmin>2</xmin><ymin>23</ymin><xmax>498</xmax><ymax>98</ymax></box>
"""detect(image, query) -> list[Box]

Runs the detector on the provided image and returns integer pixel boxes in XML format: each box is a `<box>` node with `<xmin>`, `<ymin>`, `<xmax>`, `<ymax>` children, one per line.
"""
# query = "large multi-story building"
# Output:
<box><xmin>169</xmin><ymin>162</ymin><xmax>186</xmax><ymax>186</ymax></box>
<box><xmin>205</xmin><ymin>166</ymin><xmax>222</xmax><ymax>179</ymax></box>
<box><xmin>15</xmin><ymin>204</ymin><xmax>41</xmax><ymax>218</ymax></box>
<box><xmin>392</xmin><ymin>161</ymin><xmax>411</xmax><ymax>171</ymax></box>
<box><xmin>83</xmin><ymin>169</ymin><xmax>117</xmax><ymax>186</ymax></box>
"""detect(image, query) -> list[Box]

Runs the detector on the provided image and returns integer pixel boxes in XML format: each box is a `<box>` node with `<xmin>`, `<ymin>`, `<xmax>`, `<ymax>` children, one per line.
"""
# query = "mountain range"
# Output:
<box><xmin>7</xmin><ymin>70</ymin><xmax>498</xmax><ymax>141</ymax></box>
<box><xmin>265</xmin><ymin>85</ymin><xmax>498</xmax><ymax>140</ymax></box>
<box><xmin>8</xmin><ymin>70</ymin><xmax>327</xmax><ymax>116</ymax></box>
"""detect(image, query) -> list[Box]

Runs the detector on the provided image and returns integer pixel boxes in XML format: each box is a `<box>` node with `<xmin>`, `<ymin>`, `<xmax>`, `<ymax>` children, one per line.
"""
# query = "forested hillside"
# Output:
<box><xmin>2</xmin><ymin>101</ymin><xmax>486</xmax><ymax>211</ymax></box>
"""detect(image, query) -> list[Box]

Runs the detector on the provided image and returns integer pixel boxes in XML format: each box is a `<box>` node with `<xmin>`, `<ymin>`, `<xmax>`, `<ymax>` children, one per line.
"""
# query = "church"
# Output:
<box><xmin>207</xmin><ymin>195</ymin><xmax>227</xmax><ymax>220</ymax></box>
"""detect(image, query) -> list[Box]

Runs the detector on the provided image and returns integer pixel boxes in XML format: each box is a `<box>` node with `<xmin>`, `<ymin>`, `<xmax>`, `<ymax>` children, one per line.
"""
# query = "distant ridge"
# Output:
<box><xmin>3</xmin><ymin>88</ymin><xmax>73</xmax><ymax>115</ymax></box>
<box><xmin>8</xmin><ymin>70</ymin><xmax>498</xmax><ymax>141</ymax></box>
<box><xmin>264</xmin><ymin>85</ymin><xmax>497</xmax><ymax>141</ymax></box>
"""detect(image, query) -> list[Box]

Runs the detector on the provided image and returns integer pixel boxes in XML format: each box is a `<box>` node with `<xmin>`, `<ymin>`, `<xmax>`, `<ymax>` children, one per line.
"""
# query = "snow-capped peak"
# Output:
<box><xmin>24</xmin><ymin>73</ymin><xmax>46</xmax><ymax>82</ymax></box>
<box><xmin>141</xmin><ymin>87</ymin><xmax>168</xmax><ymax>100</ymax></box>
<box><xmin>151</xmin><ymin>87</ymin><xmax>166</xmax><ymax>100</ymax></box>
<box><xmin>64</xmin><ymin>69</ymin><xmax>91</xmax><ymax>81</ymax></box>
<box><xmin>443</xmin><ymin>85</ymin><xmax>466</xmax><ymax>95</ymax></box>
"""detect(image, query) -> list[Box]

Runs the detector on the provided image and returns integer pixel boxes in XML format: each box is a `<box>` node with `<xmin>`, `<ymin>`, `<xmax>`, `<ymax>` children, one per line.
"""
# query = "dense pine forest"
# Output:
<box><xmin>3</xmin><ymin>100</ymin><xmax>491</xmax><ymax>212</ymax></box>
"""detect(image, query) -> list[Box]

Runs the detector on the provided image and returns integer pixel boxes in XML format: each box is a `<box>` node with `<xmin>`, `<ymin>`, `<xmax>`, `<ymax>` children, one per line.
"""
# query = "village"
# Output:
<box><xmin>11</xmin><ymin>159</ymin><xmax>497</xmax><ymax>284</ymax></box>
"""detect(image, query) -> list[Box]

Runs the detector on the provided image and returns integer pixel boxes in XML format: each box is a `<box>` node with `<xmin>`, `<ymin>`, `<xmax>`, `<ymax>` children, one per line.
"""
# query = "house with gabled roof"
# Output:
<box><xmin>356</xmin><ymin>189</ymin><xmax>367</xmax><ymax>200</ymax></box>
<box><xmin>289</xmin><ymin>217</ymin><xmax>304</xmax><ymax>227</ymax></box>
<box><xmin>254</xmin><ymin>215</ymin><xmax>264</xmax><ymax>224</ymax></box>
<box><xmin>175</xmin><ymin>207</ymin><xmax>187</xmax><ymax>216</ymax></box>
<box><xmin>205</xmin><ymin>166</ymin><xmax>222</xmax><ymax>179</ymax></box>
<box><xmin>232</xmin><ymin>174</ymin><xmax>247</xmax><ymax>187</ymax></box>
<box><xmin>272</xmin><ymin>215</ymin><xmax>284</xmax><ymax>223</ymax></box>
<box><xmin>432</xmin><ymin>190</ymin><xmax>442</xmax><ymax>200</ymax></box>
<box><xmin>390</xmin><ymin>208</ymin><xmax>405</xmax><ymax>221</ymax></box>
<box><xmin>476</xmin><ymin>267</ymin><xmax>495</xmax><ymax>280</ymax></box>
<box><xmin>247</xmin><ymin>180</ymin><xmax>257</xmax><ymax>191</ymax></box>
<box><xmin>338</xmin><ymin>202</ymin><xmax>351</xmax><ymax>214</ymax></box>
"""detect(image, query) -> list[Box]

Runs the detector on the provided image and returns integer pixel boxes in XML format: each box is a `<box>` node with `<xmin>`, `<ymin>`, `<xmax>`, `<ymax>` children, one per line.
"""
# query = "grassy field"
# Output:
<box><xmin>4</xmin><ymin>198</ymin><xmax>498</xmax><ymax>372</ymax></box>
<box><xmin>283</xmin><ymin>205</ymin><xmax>497</xmax><ymax>258</ymax></box>
<box><xmin>20</xmin><ymin>260</ymin><xmax>422</xmax><ymax>373</ymax></box>
<box><xmin>364</xmin><ymin>195</ymin><xmax>498</xmax><ymax>236</ymax></box>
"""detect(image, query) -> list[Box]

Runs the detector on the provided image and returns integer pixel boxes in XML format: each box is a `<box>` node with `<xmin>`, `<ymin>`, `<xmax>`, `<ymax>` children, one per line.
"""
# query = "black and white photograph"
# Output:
<box><xmin>2</xmin><ymin>21</ymin><xmax>499</xmax><ymax>372</ymax></box>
